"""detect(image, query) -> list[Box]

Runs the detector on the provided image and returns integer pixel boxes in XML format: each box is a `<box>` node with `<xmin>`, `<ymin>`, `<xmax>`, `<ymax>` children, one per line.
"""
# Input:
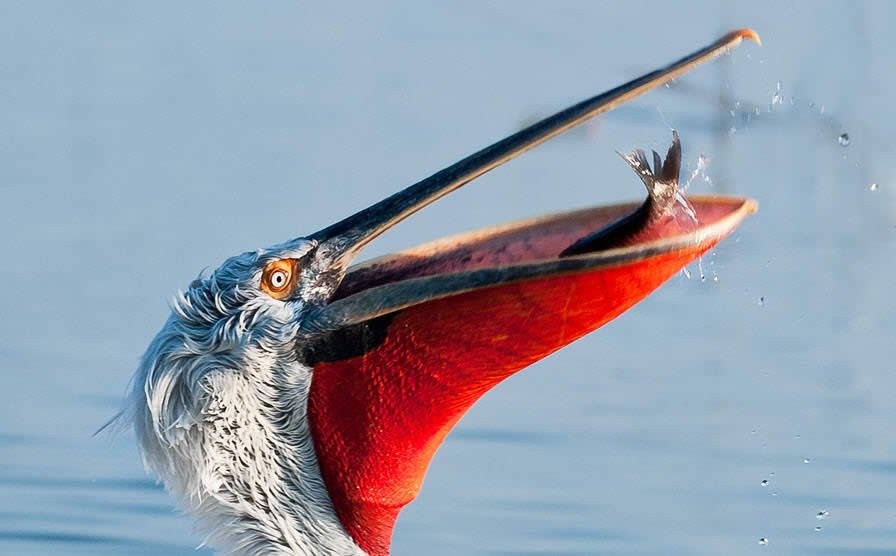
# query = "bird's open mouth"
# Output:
<box><xmin>304</xmin><ymin>29</ymin><xmax>760</xmax><ymax>331</ymax></box>
<box><xmin>330</xmin><ymin>128</ymin><xmax>756</xmax><ymax>306</ymax></box>
<box><xmin>334</xmin><ymin>195</ymin><xmax>757</xmax><ymax>303</ymax></box>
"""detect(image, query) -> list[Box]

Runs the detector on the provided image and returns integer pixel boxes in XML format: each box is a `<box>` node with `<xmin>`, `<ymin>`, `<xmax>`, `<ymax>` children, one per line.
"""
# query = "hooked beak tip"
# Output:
<box><xmin>733</xmin><ymin>28</ymin><xmax>762</xmax><ymax>46</ymax></box>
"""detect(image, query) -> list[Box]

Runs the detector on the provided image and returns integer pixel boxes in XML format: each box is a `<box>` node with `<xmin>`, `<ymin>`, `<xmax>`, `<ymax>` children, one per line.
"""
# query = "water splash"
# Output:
<box><xmin>675</xmin><ymin>193</ymin><xmax>698</xmax><ymax>222</ymax></box>
<box><xmin>674</xmin><ymin>153</ymin><xmax>705</xmax><ymax>227</ymax></box>
<box><xmin>683</xmin><ymin>153</ymin><xmax>712</xmax><ymax>190</ymax></box>
<box><xmin>771</xmin><ymin>81</ymin><xmax>784</xmax><ymax>106</ymax></box>
<box><xmin>683</xmin><ymin>154</ymin><xmax>705</xmax><ymax>188</ymax></box>
<box><xmin>838</xmin><ymin>132</ymin><xmax>850</xmax><ymax>146</ymax></box>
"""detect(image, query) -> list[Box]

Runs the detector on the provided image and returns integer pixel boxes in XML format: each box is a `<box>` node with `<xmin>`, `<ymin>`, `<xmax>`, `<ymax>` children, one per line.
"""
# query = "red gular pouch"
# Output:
<box><xmin>306</xmin><ymin>189</ymin><xmax>755</xmax><ymax>555</ymax></box>
<box><xmin>298</xmin><ymin>29</ymin><xmax>759</xmax><ymax>556</ymax></box>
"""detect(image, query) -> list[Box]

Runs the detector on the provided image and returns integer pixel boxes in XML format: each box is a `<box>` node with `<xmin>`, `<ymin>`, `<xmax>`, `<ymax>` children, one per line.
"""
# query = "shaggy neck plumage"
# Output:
<box><xmin>136</xmin><ymin>340</ymin><xmax>364</xmax><ymax>555</ymax></box>
<box><xmin>129</xmin><ymin>245</ymin><xmax>367</xmax><ymax>555</ymax></box>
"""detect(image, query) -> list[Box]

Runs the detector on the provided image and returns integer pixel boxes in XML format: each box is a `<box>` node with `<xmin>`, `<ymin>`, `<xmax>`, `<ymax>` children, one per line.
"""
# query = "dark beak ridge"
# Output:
<box><xmin>309</xmin><ymin>29</ymin><xmax>759</xmax><ymax>289</ymax></box>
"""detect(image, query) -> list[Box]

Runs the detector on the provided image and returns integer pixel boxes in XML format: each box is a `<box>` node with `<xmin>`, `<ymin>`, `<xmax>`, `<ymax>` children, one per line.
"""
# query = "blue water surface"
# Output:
<box><xmin>2</xmin><ymin>2</ymin><xmax>894</xmax><ymax>555</ymax></box>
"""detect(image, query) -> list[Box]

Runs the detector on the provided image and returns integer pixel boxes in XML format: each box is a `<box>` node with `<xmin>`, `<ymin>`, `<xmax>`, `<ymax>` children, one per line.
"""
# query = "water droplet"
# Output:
<box><xmin>816</xmin><ymin>510</ymin><xmax>830</xmax><ymax>520</ymax></box>
<box><xmin>771</xmin><ymin>491</ymin><xmax>778</xmax><ymax>497</ymax></box>
<box><xmin>729</xmin><ymin>126</ymin><xmax>737</xmax><ymax>136</ymax></box>
<box><xmin>684</xmin><ymin>153</ymin><xmax>711</xmax><ymax>190</ymax></box>
<box><xmin>808</xmin><ymin>101</ymin><xmax>815</xmax><ymax>108</ymax></box>
<box><xmin>769</xmin><ymin>472</ymin><xmax>775</xmax><ymax>477</ymax></box>
<box><xmin>729</xmin><ymin>109</ymin><xmax>736</xmax><ymax>117</ymax></box>
<box><xmin>870</xmin><ymin>183</ymin><xmax>879</xmax><ymax>191</ymax></box>
<box><xmin>754</xmin><ymin>106</ymin><xmax>761</xmax><ymax>116</ymax></box>
<box><xmin>758</xmin><ymin>296</ymin><xmax>766</xmax><ymax>307</ymax></box>
<box><xmin>838</xmin><ymin>133</ymin><xmax>850</xmax><ymax>146</ymax></box>
<box><xmin>758</xmin><ymin>537</ymin><xmax>769</xmax><ymax>546</ymax></box>
<box><xmin>771</xmin><ymin>81</ymin><xmax>783</xmax><ymax>105</ymax></box>
<box><xmin>815</xmin><ymin>526</ymin><xmax>823</xmax><ymax>532</ymax></box>
<box><xmin>803</xmin><ymin>458</ymin><xmax>811</xmax><ymax>464</ymax></box>
<box><xmin>713</xmin><ymin>276</ymin><xmax>719</xmax><ymax>282</ymax></box>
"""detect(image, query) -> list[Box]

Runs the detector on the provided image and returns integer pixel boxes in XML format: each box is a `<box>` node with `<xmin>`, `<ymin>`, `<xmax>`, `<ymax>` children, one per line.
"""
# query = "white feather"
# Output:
<box><xmin>121</xmin><ymin>239</ymin><xmax>367</xmax><ymax>556</ymax></box>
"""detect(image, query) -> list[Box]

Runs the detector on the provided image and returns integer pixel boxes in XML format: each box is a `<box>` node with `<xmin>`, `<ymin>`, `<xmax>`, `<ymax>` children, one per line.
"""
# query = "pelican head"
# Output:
<box><xmin>130</xmin><ymin>237</ymin><xmax>366</xmax><ymax>554</ymax></box>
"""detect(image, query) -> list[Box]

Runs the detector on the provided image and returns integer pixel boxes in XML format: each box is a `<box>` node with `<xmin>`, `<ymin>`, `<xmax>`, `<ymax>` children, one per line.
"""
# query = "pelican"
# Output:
<box><xmin>120</xmin><ymin>30</ymin><xmax>759</xmax><ymax>555</ymax></box>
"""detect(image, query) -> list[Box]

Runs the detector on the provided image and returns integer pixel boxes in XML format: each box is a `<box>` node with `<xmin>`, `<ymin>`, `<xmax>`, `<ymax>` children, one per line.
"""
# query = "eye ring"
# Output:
<box><xmin>261</xmin><ymin>259</ymin><xmax>297</xmax><ymax>299</ymax></box>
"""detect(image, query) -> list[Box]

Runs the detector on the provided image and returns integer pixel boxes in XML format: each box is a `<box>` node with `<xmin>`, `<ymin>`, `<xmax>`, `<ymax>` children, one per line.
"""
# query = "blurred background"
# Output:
<box><xmin>1</xmin><ymin>2</ymin><xmax>894</xmax><ymax>555</ymax></box>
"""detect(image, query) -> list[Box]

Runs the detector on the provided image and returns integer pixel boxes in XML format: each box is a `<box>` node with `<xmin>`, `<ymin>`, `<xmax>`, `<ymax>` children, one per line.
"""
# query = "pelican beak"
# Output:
<box><xmin>306</xmin><ymin>29</ymin><xmax>760</xmax><ymax>326</ymax></box>
<box><xmin>299</xmin><ymin>30</ymin><xmax>759</xmax><ymax>556</ymax></box>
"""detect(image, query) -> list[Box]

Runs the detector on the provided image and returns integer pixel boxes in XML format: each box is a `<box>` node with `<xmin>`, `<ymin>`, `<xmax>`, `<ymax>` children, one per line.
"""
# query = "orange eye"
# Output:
<box><xmin>261</xmin><ymin>259</ymin><xmax>297</xmax><ymax>299</ymax></box>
